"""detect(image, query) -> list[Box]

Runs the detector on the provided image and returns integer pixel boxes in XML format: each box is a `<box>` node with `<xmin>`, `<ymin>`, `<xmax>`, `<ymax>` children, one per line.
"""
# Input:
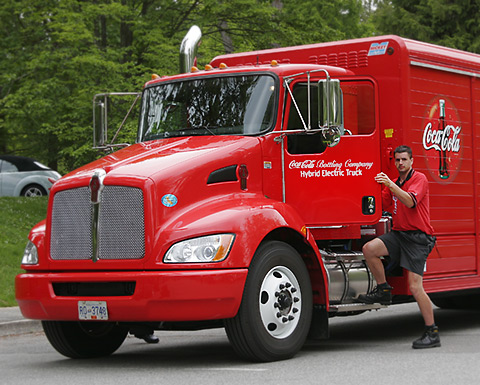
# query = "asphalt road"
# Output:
<box><xmin>1</xmin><ymin>303</ymin><xmax>479</xmax><ymax>385</ymax></box>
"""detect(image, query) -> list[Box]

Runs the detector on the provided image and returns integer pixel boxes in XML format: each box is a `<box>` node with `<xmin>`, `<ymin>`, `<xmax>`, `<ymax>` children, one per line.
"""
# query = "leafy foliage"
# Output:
<box><xmin>372</xmin><ymin>0</ymin><xmax>480</xmax><ymax>53</ymax></box>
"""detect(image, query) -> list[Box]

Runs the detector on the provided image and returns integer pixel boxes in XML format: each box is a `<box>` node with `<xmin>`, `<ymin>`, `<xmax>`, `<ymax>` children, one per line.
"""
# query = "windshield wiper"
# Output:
<box><xmin>160</xmin><ymin>126</ymin><xmax>219</xmax><ymax>138</ymax></box>
<box><xmin>192</xmin><ymin>126</ymin><xmax>217</xmax><ymax>135</ymax></box>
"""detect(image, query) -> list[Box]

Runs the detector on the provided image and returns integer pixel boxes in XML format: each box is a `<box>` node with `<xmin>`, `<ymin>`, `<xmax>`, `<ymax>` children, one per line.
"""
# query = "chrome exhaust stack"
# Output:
<box><xmin>179</xmin><ymin>25</ymin><xmax>202</xmax><ymax>73</ymax></box>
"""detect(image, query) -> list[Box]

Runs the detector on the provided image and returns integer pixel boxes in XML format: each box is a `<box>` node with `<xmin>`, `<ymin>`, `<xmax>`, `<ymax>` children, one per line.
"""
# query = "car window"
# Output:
<box><xmin>0</xmin><ymin>160</ymin><xmax>18</xmax><ymax>173</ymax></box>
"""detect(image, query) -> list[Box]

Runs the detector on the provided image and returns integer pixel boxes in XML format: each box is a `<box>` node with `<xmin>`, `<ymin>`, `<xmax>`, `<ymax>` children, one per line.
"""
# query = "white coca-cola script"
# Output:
<box><xmin>422</xmin><ymin>122</ymin><xmax>461</xmax><ymax>152</ymax></box>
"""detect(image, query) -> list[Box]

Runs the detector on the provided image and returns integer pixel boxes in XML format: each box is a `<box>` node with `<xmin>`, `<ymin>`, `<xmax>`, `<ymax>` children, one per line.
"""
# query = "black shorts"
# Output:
<box><xmin>378</xmin><ymin>231</ymin><xmax>436</xmax><ymax>276</ymax></box>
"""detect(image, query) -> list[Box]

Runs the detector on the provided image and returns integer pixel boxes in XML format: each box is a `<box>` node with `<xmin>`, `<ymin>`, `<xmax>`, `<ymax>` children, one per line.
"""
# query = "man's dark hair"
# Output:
<box><xmin>394</xmin><ymin>145</ymin><xmax>413</xmax><ymax>158</ymax></box>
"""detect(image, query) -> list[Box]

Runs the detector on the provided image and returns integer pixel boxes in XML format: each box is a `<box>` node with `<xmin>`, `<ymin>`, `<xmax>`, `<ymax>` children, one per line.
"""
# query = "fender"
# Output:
<box><xmin>152</xmin><ymin>192</ymin><xmax>330</xmax><ymax>305</ymax></box>
<box><xmin>13</xmin><ymin>174</ymin><xmax>52</xmax><ymax>196</ymax></box>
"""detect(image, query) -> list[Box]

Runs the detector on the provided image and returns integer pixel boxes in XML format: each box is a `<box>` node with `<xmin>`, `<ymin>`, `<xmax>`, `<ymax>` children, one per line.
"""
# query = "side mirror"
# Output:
<box><xmin>318</xmin><ymin>79</ymin><xmax>344</xmax><ymax>147</ymax></box>
<box><xmin>93</xmin><ymin>92</ymin><xmax>141</xmax><ymax>151</ymax></box>
<box><xmin>93</xmin><ymin>95</ymin><xmax>108</xmax><ymax>148</ymax></box>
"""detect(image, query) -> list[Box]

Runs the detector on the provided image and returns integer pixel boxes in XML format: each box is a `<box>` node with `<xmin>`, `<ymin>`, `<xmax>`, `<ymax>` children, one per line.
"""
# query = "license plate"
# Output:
<box><xmin>78</xmin><ymin>301</ymin><xmax>109</xmax><ymax>320</ymax></box>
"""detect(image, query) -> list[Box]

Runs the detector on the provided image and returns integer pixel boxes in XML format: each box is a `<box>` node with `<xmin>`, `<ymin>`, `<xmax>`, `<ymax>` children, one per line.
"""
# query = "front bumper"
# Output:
<box><xmin>16</xmin><ymin>269</ymin><xmax>248</xmax><ymax>322</ymax></box>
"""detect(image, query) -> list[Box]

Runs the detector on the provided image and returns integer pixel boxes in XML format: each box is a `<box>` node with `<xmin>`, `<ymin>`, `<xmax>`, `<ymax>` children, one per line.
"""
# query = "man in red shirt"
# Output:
<box><xmin>357</xmin><ymin>145</ymin><xmax>439</xmax><ymax>349</ymax></box>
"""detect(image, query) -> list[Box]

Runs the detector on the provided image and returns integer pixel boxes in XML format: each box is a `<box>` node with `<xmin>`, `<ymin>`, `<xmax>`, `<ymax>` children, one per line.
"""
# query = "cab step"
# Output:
<box><xmin>329</xmin><ymin>303</ymin><xmax>387</xmax><ymax>314</ymax></box>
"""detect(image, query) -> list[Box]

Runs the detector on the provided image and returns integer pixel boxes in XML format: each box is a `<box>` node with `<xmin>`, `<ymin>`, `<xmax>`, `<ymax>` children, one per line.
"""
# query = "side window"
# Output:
<box><xmin>286</xmin><ymin>83</ymin><xmax>318</xmax><ymax>131</ymax></box>
<box><xmin>287</xmin><ymin>83</ymin><xmax>326</xmax><ymax>154</ymax></box>
<box><xmin>286</xmin><ymin>79</ymin><xmax>375</xmax><ymax>155</ymax></box>
<box><xmin>0</xmin><ymin>161</ymin><xmax>18</xmax><ymax>173</ymax></box>
<box><xmin>342</xmin><ymin>80</ymin><xmax>375</xmax><ymax>135</ymax></box>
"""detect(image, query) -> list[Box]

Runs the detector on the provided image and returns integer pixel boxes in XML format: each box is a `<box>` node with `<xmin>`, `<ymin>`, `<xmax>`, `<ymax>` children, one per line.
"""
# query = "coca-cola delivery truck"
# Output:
<box><xmin>15</xmin><ymin>26</ymin><xmax>480</xmax><ymax>361</ymax></box>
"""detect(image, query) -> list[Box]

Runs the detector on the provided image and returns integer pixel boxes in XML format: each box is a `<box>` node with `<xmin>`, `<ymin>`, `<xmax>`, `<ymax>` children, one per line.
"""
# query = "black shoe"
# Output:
<box><xmin>137</xmin><ymin>333</ymin><xmax>159</xmax><ymax>344</ymax></box>
<box><xmin>357</xmin><ymin>284</ymin><xmax>392</xmax><ymax>305</ymax></box>
<box><xmin>412</xmin><ymin>326</ymin><xmax>441</xmax><ymax>349</ymax></box>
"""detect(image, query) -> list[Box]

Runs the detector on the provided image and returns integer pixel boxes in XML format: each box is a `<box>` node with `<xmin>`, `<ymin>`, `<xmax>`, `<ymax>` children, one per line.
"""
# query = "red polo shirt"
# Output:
<box><xmin>382</xmin><ymin>169</ymin><xmax>434</xmax><ymax>235</ymax></box>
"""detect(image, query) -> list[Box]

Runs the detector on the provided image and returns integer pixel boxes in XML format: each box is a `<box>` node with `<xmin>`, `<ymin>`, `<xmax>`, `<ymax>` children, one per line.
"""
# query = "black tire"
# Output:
<box><xmin>42</xmin><ymin>321</ymin><xmax>128</xmax><ymax>358</ymax></box>
<box><xmin>225</xmin><ymin>241</ymin><xmax>312</xmax><ymax>362</ymax></box>
<box><xmin>21</xmin><ymin>184</ymin><xmax>47</xmax><ymax>197</ymax></box>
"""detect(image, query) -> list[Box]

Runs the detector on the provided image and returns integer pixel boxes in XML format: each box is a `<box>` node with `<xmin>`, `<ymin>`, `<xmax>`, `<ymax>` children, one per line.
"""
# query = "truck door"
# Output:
<box><xmin>283</xmin><ymin>79</ymin><xmax>382</xmax><ymax>227</ymax></box>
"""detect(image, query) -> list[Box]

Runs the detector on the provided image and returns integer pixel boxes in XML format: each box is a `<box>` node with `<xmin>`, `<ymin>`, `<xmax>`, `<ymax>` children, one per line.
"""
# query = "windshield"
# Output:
<box><xmin>138</xmin><ymin>74</ymin><xmax>277</xmax><ymax>141</ymax></box>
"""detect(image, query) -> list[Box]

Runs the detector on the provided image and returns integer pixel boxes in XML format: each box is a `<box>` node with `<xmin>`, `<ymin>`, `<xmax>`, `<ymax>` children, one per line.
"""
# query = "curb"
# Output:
<box><xmin>0</xmin><ymin>307</ymin><xmax>43</xmax><ymax>337</ymax></box>
<box><xmin>0</xmin><ymin>319</ymin><xmax>42</xmax><ymax>336</ymax></box>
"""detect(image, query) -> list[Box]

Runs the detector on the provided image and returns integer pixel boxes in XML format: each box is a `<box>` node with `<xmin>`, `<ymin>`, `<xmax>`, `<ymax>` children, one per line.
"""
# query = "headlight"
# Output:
<box><xmin>22</xmin><ymin>241</ymin><xmax>39</xmax><ymax>265</ymax></box>
<box><xmin>164</xmin><ymin>234</ymin><xmax>235</xmax><ymax>263</ymax></box>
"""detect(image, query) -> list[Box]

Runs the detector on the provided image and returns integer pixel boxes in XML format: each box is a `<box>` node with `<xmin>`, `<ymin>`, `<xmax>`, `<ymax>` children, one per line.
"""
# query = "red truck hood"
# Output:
<box><xmin>57</xmin><ymin>136</ymin><xmax>261</xmax><ymax>187</ymax></box>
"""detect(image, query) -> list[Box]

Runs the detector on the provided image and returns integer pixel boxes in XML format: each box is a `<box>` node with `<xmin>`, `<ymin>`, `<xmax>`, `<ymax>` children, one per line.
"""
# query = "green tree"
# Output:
<box><xmin>372</xmin><ymin>0</ymin><xmax>480</xmax><ymax>53</ymax></box>
<box><xmin>1</xmin><ymin>0</ymin><xmax>143</xmax><ymax>171</ymax></box>
<box><xmin>273</xmin><ymin>0</ymin><xmax>374</xmax><ymax>46</ymax></box>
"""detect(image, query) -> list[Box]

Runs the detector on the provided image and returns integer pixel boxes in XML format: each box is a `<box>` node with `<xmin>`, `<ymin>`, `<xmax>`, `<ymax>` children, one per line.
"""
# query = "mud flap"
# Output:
<box><xmin>308</xmin><ymin>305</ymin><xmax>329</xmax><ymax>340</ymax></box>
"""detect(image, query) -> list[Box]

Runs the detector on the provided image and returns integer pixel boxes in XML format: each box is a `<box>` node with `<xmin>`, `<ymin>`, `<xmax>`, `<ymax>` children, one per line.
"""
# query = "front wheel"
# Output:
<box><xmin>42</xmin><ymin>321</ymin><xmax>128</xmax><ymax>358</ymax></box>
<box><xmin>225</xmin><ymin>241</ymin><xmax>312</xmax><ymax>362</ymax></box>
<box><xmin>21</xmin><ymin>184</ymin><xmax>47</xmax><ymax>197</ymax></box>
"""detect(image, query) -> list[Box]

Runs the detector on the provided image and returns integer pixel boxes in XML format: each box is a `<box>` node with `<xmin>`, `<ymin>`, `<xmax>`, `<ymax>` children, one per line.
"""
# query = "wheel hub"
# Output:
<box><xmin>259</xmin><ymin>266</ymin><xmax>302</xmax><ymax>338</ymax></box>
<box><xmin>276</xmin><ymin>291</ymin><xmax>292</xmax><ymax>312</ymax></box>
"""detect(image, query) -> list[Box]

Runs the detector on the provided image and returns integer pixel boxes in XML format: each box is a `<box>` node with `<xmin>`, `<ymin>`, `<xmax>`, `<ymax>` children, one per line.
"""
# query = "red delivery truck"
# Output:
<box><xmin>15</xmin><ymin>26</ymin><xmax>480</xmax><ymax>361</ymax></box>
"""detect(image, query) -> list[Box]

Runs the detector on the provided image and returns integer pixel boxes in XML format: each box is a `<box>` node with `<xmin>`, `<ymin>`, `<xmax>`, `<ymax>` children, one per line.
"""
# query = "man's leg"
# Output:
<box><xmin>357</xmin><ymin>238</ymin><xmax>392</xmax><ymax>304</ymax></box>
<box><xmin>409</xmin><ymin>270</ymin><xmax>441</xmax><ymax>348</ymax></box>
<box><xmin>362</xmin><ymin>237</ymin><xmax>389</xmax><ymax>284</ymax></box>
<box><xmin>407</xmin><ymin>270</ymin><xmax>434</xmax><ymax>325</ymax></box>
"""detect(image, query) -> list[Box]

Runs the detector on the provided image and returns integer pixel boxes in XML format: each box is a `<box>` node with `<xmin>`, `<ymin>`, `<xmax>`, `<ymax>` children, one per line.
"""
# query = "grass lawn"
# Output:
<box><xmin>0</xmin><ymin>197</ymin><xmax>48</xmax><ymax>307</ymax></box>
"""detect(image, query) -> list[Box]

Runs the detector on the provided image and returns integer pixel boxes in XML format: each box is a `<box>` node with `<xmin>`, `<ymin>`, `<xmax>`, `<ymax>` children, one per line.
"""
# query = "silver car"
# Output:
<box><xmin>0</xmin><ymin>155</ymin><xmax>61</xmax><ymax>197</ymax></box>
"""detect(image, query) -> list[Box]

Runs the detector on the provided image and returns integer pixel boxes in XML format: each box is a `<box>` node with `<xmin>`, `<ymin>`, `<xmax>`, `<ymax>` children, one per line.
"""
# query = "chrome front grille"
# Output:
<box><xmin>50</xmin><ymin>186</ymin><xmax>145</xmax><ymax>260</ymax></box>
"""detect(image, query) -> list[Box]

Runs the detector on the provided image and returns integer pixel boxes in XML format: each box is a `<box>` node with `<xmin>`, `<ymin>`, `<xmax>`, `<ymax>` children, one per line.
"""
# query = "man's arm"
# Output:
<box><xmin>375</xmin><ymin>172</ymin><xmax>415</xmax><ymax>208</ymax></box>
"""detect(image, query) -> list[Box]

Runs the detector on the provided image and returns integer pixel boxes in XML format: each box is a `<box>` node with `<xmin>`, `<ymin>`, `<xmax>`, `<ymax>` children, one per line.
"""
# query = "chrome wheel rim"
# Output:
<box><xmin>259</xmin><ymin>265</ymin><xmax>302</xmax><ymax>339</ymax></box>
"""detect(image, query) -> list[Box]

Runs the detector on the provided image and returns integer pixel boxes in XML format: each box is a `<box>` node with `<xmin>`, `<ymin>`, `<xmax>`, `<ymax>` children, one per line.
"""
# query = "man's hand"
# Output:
<box><xmin>375</xmin><ymin>172</ymin><xmax>393</xmax><ymax>187</ymax></box>
<box><xmin>375</xmin><ymin>172</ymin><xmax>415</xmax><ymax>208</ymax></box>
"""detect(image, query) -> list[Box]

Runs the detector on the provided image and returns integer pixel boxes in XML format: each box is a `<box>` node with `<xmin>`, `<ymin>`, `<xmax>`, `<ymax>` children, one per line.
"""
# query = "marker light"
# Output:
<box><xmin>22</xmin><ymin>241</ymin><xmax>39</xmax><ymax>265</ymax></box>
<box><xmin>191</xmin><ymin>66</ymin><xmax>199</xmax><ymax>72</ymax></box>
<box><xmin>219</xmin><ymin>63</ymin><xmax>228</xmax><ymax>69</ymax></box>
<box><xmin>205</xmin><ymin>64</ymin><xmax>213</xmax><ymax>70</ymax></box>
<box><xmin>271</xmin><ymin>60</ymin><xmax>279</xmax><ymax>66</ymax></box>
<box><xmin>151</xmin><ymin>73</ymin><xmax>161</xmax><ymax>80</ymax></box>
<box><xmin>164</xmin><ymin>234</ymin><xmax>235</xmax><ymax>263</ymax></box>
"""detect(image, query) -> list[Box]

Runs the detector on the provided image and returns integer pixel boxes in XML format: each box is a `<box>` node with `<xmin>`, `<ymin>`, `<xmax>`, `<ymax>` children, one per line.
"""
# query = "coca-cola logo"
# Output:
<box><xmin>423</xmin><ymin>123</ymin><xmax>461</xmax><ymax>153</ymax></box>
<box><xmin>422</xmin><ymin>97</ymin><xmax>462</xmax><ymax>183</ymax></box>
